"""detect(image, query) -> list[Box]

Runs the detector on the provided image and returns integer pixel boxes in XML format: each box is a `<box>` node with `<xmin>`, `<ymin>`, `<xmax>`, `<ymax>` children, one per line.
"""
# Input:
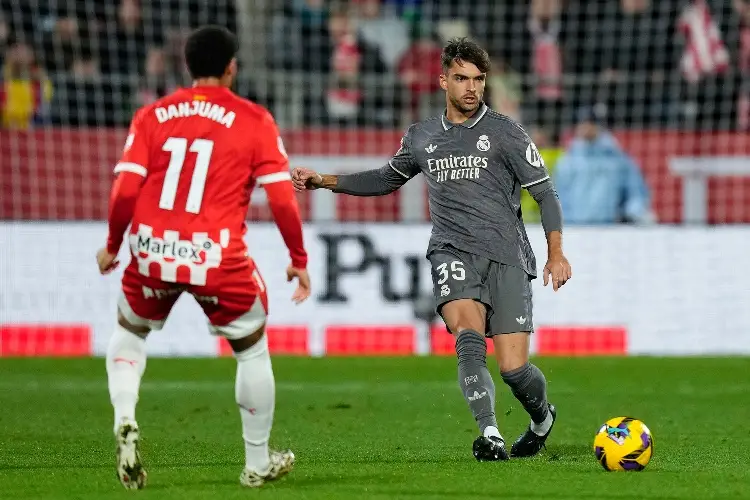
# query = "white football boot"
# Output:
<box><xmin>115</xmin><ymin>419</ymin><xmax>147</xmax><ymax>490</ymax></box>
<box><xmin>239</xmin><ymin>449</ymin><xmax>295</xmax><ymax>487</ymax></box>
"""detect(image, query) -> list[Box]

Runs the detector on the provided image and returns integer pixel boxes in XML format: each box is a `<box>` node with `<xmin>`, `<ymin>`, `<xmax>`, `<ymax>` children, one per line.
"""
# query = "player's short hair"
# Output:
<box><xmin>184</xmin><ymin>25</ymin><xmax>238</xmax><ymax>79</ymax></box>
<box><xmin>441</xmin><ymin>37</ymin><xmax>491</xmax><ymax>74</ymax></box>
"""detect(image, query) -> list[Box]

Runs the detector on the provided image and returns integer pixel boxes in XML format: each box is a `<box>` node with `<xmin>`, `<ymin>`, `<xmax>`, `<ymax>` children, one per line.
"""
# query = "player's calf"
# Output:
<box><xmin>500</xmin><ymin>362</ymin><xmax>556</xmax><ymax>457</ymax></box>
<box><xmin>455</xmin><ymin>329</ymin><xmax>506</xmax><ymax>459</ymax></box>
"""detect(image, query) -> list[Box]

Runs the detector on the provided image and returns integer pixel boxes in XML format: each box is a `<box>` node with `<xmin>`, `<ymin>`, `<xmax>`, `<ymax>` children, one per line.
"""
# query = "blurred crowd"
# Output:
<box><xmin>2</xmin><ymin>0</ymin><xmax>750</xmax><ymax>137</ymax></box>
<box><xmin>0</xmin><ymin>0</ymin><xmax>236</xmax><ymax>128</ymax></box>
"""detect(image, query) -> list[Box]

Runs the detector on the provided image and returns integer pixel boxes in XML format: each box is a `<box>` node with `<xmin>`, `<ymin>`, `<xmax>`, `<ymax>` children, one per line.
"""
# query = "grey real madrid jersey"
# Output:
<box><xmin>388</xmin><ymin>103</ymin><xmax>550</xmax><ymax>278</ymax></box>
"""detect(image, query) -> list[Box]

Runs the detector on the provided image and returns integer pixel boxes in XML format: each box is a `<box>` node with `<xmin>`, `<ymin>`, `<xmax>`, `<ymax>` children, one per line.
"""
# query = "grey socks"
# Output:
<box><xmin>455</xmin><ymin>330</ymin><xmax>498</xmax><ymax>434</ymax></box>
<box><xmin>501</xmin><ymin>362</ymin><xmax>549</xmax><ymax>424</ymax></box>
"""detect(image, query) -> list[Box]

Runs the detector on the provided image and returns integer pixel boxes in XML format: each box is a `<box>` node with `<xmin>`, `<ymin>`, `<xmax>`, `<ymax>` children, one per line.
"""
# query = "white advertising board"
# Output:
<box><xmin>1</xmin><ymin>222</ymin><xmax>749</xmax><ymax>356</ymax></box>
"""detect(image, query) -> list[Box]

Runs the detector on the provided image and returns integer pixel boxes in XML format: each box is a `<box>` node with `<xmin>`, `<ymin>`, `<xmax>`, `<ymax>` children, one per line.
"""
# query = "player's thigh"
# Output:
<box><xmin>487</xmin><ymin>264</ymin><xmax>534</xmax><ymax>371</ymax></box>
<box><xmin>119</xmin><ymin>262</ymin><xmax>183</xmax><ymax>332</ymax></box>
<box><xmin>428</xmin><ymin>246</ymin><xmax>490</xmax><ymax>334</ymax></box>
<box><xmin>189</xmin><ymin>260</ymin><xmax>268</xmax><ymax>344</ymax></box>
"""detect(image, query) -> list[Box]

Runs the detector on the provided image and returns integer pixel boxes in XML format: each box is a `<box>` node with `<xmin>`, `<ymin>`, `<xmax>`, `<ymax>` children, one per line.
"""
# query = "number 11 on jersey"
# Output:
<box><xmin>159</xmin><ymin>137</ymin><xmax>214</xmax><ymax>214</ymax></box>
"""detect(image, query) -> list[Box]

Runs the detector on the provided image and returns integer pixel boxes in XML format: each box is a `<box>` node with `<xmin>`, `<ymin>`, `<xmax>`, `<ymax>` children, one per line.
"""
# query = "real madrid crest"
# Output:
<box><xmin>476</xmin><ymin>134</ymin><xmax>490</xmax><ymax>152</ymax></box>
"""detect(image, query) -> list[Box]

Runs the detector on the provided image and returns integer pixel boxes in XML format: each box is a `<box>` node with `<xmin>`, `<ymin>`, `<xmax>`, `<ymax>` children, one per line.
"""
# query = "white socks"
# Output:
<box><xmin>106</xmin><ymin>324</ymin><xmax>147</xmax><ymax>434</ymax></box>
<box><xmin>530</xmin><ymin>410</ymin><xmax>554</xmax><ymax>436</ymax></box>
<box><xmin>483</xmin><ymin>425</ymin><xmax>503</xmax><ymax>441</ymax></box>
<box><xmin>235</xmin><ymin>335</ymin><xmax>275</xmax><ymax>474</ymax></box>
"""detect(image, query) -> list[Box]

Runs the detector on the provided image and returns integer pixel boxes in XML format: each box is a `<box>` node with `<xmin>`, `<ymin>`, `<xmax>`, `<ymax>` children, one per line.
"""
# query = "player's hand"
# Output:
<box><xmin>291</xmin><ymin>167</ymin><xmax>323</xmax><ymax>191</ymax></box>
<box><xmin>286</xmin><ymin>265</ymin><xmax>311</xmax><ymax>304</ymax></box>
<box><xmin>543</xmin><ymin>252</ymin><xmax>572</xmax><ymax>292</ymax></box>
<box><xmin>96</xmin><ymin>248</ymin><xmax>119</xmax><ymax>275</ymax></box>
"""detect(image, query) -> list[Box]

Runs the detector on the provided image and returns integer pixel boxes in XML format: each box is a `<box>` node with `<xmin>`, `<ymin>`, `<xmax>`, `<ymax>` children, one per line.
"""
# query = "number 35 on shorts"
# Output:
<box><xmin>435</xmin><ymin>260</ymin><xmax>465</xmax><ymax>297</ymax></box>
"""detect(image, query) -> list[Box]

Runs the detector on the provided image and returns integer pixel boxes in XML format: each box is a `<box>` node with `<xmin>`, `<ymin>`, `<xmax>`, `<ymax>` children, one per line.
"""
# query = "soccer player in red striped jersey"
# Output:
<box><xmin>96</xmin><ymin>26</ymin><xmax>307</xmax><ymax>489</ymax></box>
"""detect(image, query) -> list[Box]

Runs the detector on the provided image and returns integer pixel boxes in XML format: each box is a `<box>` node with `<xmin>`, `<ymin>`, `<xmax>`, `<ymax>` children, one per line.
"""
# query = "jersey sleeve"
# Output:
<box><xmin>503</xmin><ymin>125</ymin><xmax>551</xmax><ymax>189</ymax></box>
<box><xmin>387</xmin><ymin>126</ymin><xmax>421</xmax><ymax>180</ymax></box>
<box><xmin>114</xmin><ymin>108</ymin><xmax>151</xmax><ymax>177</ymax></box>
<box><xmin>252</xmin><ymin>110</ymin><xmax>291</xmax><ymax>185</ymax></box>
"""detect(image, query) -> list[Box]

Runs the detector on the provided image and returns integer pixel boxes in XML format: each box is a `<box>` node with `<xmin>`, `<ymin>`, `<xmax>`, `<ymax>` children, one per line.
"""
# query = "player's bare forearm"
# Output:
<box><xmin>319</xmin><ymin>174</ymin><xmax>339</xmax><ymax>190</ymax></box>
<box><xmin>546</xmin><ymin>230</ymin><xmax>563</xmax><ymax>257</ymax></box>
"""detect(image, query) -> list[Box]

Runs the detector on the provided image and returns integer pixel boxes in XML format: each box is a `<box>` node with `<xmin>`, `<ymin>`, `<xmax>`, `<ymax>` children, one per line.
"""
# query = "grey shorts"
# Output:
<box><xmin>427</xmin><ymin>244</ymin><xmax>534</xmax><ymax>336</ymax></box>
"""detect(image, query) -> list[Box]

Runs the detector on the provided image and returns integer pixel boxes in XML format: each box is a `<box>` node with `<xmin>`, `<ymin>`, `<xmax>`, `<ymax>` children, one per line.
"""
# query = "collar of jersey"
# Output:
<box><xmin>440</xmin><ymin>102</ymin><xmax>489</xmax><ymax>130</ymax></box>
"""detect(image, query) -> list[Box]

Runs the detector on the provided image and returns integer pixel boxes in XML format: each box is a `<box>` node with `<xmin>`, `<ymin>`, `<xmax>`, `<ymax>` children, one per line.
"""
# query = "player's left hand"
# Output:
<box><xmin>286</xmin><ymin>265</ymin><xmax>311</xmax><ymax>304</ymax></box>
<box><xmin>96</xmin><ymin>248</ymin><xmax>120</xmax><ymax>275</ymax></box>
<box><xmin>543</xmin><ymin>252</ymin><xmax>571</xmax><ymax>292</ymax></box>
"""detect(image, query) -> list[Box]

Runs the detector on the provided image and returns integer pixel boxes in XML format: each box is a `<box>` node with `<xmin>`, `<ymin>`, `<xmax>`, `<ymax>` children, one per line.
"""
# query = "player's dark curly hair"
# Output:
<box><xmin>441</xmin><ymin>37</ymin><xmax>491</xmax><ymax>74</ymax></box>
<box><xmin>184</xmin><ymin>25</ymin><xmax>238</xmax><ymax>79</ymax></box>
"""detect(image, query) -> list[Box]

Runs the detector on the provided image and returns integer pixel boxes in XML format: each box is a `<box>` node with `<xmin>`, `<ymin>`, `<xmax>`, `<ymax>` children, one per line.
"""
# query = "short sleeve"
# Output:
<box><xmin>114</xmin><ymin>108</ymin><xmax>151</xmax><ymax>177</ymax></box>
<box><xmin>253</xmin><ymin>110</ymin><xmax>291</xmax><ymax>185</ymax></box>
<box><xmin>387</xmin><ymin>126</ymin><xmax>421</xmax><ymax>179</ymax></box>
<box><xmin>503</xmin><ymin>125</ymin><xmax>551</xmax><ymax>189</ymax></box>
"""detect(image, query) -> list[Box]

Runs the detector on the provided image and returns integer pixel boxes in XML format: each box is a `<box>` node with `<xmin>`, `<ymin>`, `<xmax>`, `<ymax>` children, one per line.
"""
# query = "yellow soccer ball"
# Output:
<box><xmin>593</xmin><ymin>416</ymin><xmax>653</xmax><ymax>471</ymax></box>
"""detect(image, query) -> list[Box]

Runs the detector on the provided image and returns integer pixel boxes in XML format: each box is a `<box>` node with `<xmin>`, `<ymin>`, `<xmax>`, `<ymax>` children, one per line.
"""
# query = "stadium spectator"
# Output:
<box><xmin>38</xmin><ymin>13</ymin><xmax>84</xmax><ymax>73</ymax></box>
<box><xmin>1</xmin><ymin>41</ymin><xmax>52</xmax><ymax>129</ymax></box>
<box><xmin>135</xmin><ymin>46</ymin><xmax>178</xmax><ymax>107</ymax></box>
<box><xmin>524</xmin><ymin>0</ymin><xmax>564</xmax><ymax>134</ymax></box>
<box><xmin>565</xmin><ymin>0</ymin><xmax>680</xmax><ymax>126</ymax></box>
<box><xmin>734</xmin><ymin>0</ymin><xmax>750</xmax><ymax>128</ymax></box>
<box><xmin>50</xmin><ymin>48</ymin><xmax>128</xmax><ymax>127</ymax></box>
<box><xmin>353</xmin><ymin>0</ymin><xmax>410</xmax><ymax>70</ymax></box>
<box><xmin>101</xmin><ymin>0</ymin><xmax>151</xmax><ymax>75</ymax></box>
<box><xmin>554</xmin><ymin>106</ymin><xmax>653</xmax><ymax>225</ymax></box>
<box><xmin>267</xmin><ymin>0</ymin><xmax>330</xmax><ymax>71</ymax></box>
<box><xmin>485</xmin><ymin>57</ymin><xmax>522</xmax><ymax>121</ymax></box>
<box><xmin>303</xmin><ymin>5</ymin><xmax>395</xmax><ymax>127</ymax></box>
<box><xmin>0</xmin><ymin>16</ymin><xmax>8</xmax><ymax>68</ymax></box>
<box><xmin>396</xmin><ymin>25</ymin><xmax>443</xmax><ymax>121</ymax></box>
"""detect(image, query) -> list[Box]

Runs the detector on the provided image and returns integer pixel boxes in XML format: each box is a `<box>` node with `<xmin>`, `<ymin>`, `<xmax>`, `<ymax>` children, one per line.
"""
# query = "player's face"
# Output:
<box><xmin>576</xmin><ymin>121</ymin><xmax>599</xmax><ymax>142</ymax></box>
<box><xmin>440</xmin><ymin>60</ymin><xmax>486</xmax><ymax>114</ymax></box>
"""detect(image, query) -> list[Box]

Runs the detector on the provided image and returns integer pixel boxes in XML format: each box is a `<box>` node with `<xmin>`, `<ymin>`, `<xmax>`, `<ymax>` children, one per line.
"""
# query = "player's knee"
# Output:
<box><xmin>227</xmin><ymin>323</ymin><xmax>266</xmax><ymax>355</ymax></box>
<box><xmin>117</xmin><ymin>311</ymin><xmax>150</xmax><ymax>338</ymax></box>
<box><xmin>442</xmin><ymin>300</ymin><xmax>485</xmax><ymax>334</ymax></box>
<box><xmin>492</xmin><ymin>332</ymin><xmax>529</xmax><ymax>372</ymax></box>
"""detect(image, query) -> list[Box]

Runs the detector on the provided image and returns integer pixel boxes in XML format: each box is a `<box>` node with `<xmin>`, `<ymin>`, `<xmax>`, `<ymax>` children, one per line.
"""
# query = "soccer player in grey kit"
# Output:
<box><xmin>292</xmin><ymin>38</ymin><xmax>572</xmax><ymax>461</ymax></box>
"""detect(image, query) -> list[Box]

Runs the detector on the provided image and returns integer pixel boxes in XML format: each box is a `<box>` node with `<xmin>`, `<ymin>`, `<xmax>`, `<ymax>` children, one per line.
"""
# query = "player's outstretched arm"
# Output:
<box><xmin>527</xmin><ymin>180</ymin><xmax>572</xmax><ymax>291</ymax></box>
<box><xmin>292</xmin><ymin>164</ymin><xmax>411</xmax><ymax>196</ymax></box>
<box><xmin>97</xmin><ymin>172</ymin><xmax>144</xmax><ymax>274</ymax></box>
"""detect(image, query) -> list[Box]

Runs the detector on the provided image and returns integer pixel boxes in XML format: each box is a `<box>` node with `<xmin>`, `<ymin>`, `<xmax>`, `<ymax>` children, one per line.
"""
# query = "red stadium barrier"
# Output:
<box><xmin>535</xmin><ymin>327</ymin><xmax>627</xmax><ymax>356</ymax></box>
<box><xmin>0</xmin><ymin>324</ymin><xmax>92</xmax><ymax>357</ymax></box>
<box><xmin>324</xmin><ymin>325</ymin><xmax>415</xmax><ymax>355</ymax></box>
<box><xmin>217</xmin><ymin>325</ymin><xmax>310</xmax><ymax>356</ymax></box>
<box><xmin>3</xmin><ymin>128</ymin><xmax>750</xmax><ymax>223</ymax></box>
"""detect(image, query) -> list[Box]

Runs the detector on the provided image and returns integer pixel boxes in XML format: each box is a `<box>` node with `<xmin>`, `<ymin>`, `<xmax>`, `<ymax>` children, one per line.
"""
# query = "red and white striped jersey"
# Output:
<box><xmin>107</xmin><ymin>85</ymin><xmax>306</xmax><ymax>286</ymax></box>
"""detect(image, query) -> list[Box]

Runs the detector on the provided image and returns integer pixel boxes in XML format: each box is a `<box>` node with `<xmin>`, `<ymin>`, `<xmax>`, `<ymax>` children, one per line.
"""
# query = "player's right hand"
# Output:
<box><xmin>96</xmin><ymin>248</ymin><xmax>119</xmax><ymax>275</ymax></box>
<box><xmin>291</xmin><ymin>167</ymin><xmax>323</xmax><ymax>191</ymax></box>
<box><xmin>286</xmin><ymin>265</ymin><xmax>311</xmax><ymax>304</ymax></box>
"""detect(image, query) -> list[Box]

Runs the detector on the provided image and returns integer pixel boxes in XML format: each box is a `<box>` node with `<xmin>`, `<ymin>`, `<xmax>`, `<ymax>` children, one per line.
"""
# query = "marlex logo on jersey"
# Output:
<box><xmin>129</xmin><ymin>224</ymin><xmax>223</xmax><ymax>286</ymax></box>
<box><xmin>135</xmin><ymin>234</ymin><xmax>211</xmax><ymax>263</ymax></box>
<box><xmin>427</xmin><ymin>154</ymin><xmax>488</xmax><ymax>183</ymax></box>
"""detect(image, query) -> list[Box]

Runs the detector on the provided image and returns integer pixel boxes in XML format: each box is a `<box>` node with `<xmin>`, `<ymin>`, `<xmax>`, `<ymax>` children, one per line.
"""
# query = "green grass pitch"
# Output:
<box><xmin>1</xmin><ymin>356</ymin><xmax>749</xmax><ymax>499</ymax></box>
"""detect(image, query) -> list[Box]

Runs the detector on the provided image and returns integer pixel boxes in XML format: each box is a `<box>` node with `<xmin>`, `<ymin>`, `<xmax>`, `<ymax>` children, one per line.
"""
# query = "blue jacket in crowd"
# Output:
<box><xmin>554</xmin><ymin>132</ymin><xmax>652</xmax><ymax>224</ymax></box>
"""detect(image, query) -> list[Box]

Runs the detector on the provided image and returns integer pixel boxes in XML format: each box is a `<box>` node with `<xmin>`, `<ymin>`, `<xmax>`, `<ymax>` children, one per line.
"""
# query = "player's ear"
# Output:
<box><xmin>439</xmin><ymin>73</ymin><xmax>448</xmax><ymax>91</ymax></box>
<box><xmin>227</xmin><ymin>58</ymin><xmax>238</xmax><ymax>77</ymax></box>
